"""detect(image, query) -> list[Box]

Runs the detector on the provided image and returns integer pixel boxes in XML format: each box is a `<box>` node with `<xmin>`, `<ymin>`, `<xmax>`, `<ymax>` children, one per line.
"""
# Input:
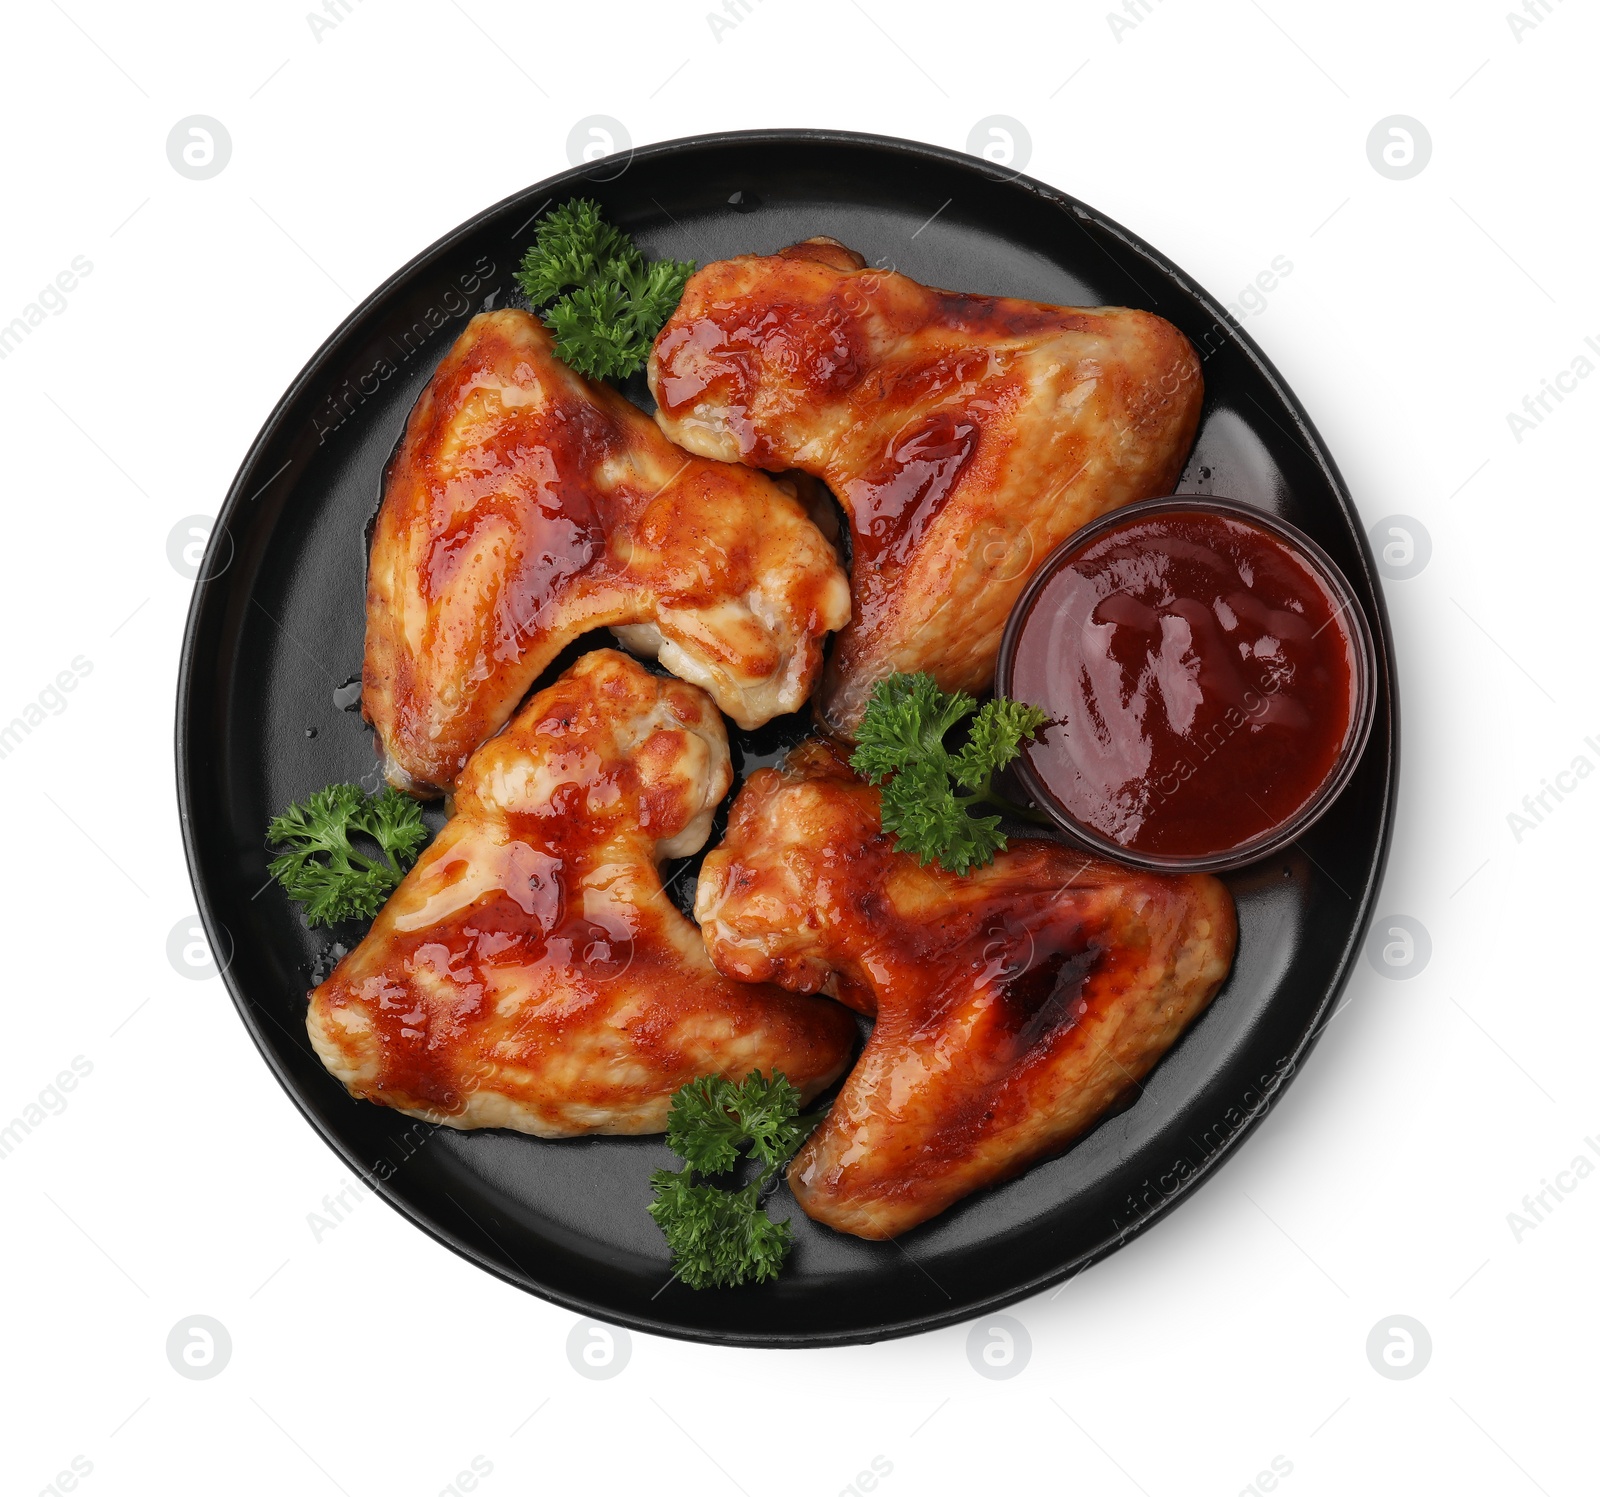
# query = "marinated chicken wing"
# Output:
<box><xmin>308</xmin><ymin>652</ymin><xmax>856</xmax><ymax>1135</ymax></box>
<box><xmin>365</xmin><ymin>308</ymin><xmax>850</xmax><ymax>793</ymax></box>
<box><xmin>649</xmin><ymin>240</ymin><xmax>1203</xmax><ymax>735</ymax></box>
<box><xmin>695</xmin><ymin>740</ymin><xmax>1235</xmax><ymax>1237</ymax></box>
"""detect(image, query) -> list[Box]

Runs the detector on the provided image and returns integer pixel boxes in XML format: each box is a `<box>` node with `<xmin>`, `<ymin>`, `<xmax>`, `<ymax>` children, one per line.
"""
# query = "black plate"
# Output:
<box><xmin>176</xmin><ymin>129</ymin><xmax>1396</xmax><ymax>1346</ymax></box>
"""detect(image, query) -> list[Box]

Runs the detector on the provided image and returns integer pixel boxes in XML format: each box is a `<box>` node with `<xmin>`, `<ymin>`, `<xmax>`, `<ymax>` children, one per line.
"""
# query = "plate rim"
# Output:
<box><xmin>175</xmin><ymin>126</ymin><xmax>1399</xmax><ymax>1346</ymax></box>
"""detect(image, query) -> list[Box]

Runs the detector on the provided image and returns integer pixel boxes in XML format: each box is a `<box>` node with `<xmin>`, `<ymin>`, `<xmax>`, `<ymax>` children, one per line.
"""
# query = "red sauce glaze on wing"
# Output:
<box><xmin>363</xmin><ymin>310</ymin><xmax>851</xmax><ymax>790</ymax></box>
<box><xmin>693</xmin><ymin>738</ymin><xmax>1238</xmax><ymax>1237</ymax></box>
<box><xmin>312</xmin><ymin>653</ymin><xmax>858</xmax><ymax>1132</ymax></box>
<box><xmin>412</xmin><ymin>342</ymin><xmax>617</xmax><ymax>625</ymax></box>
<box><xmin>653</xmin><ymin>298</ymin><xmax>868</xmax><ymax>465</ymax></box>
<box><xmin>930</xmin><ymin>291</ymin><xmax>1095</xmax><ymax>341</ymax></box>
<box><xmin>648</xmin><ymin>244</ymin><xmax>1205</xmax><ymax>735</ymax></box>
<box><xmin>850</xmin><ymin>409</ymin><xmax>981</xmax><ymax>569</ymax></box>
<box><xmin>337</xmin><ymin>885</ymin><xmax>679</xmax><ymax>1111</ymax></box>
<box><xmin>335</xmin><ymin>788</ymin><xmax>638</xmax><ymax>1109</ymax></box>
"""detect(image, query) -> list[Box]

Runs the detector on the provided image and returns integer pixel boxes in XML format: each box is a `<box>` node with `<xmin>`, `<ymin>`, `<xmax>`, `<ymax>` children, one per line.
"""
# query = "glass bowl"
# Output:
<box><xmin>994</xmin><ymin>495</ymin><xmax>1378</xmax><ymax>874</ymax></box>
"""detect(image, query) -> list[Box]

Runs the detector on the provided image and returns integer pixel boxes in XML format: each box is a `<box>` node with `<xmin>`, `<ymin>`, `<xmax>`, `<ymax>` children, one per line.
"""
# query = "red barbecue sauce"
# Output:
<box><xmin>1006</xmin><ymin>508</ymin><xmax>1359</xmax><ymax>859</ymax></box>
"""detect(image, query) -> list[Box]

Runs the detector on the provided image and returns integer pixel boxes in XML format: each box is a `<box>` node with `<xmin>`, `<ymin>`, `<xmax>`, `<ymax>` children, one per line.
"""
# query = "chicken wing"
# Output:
<box><xmin>695</xmin><ymin>739</ymin><xmax>1235</xmax><ymax>1237</ymax></box>
<box><xmin>649</xmin><ymin>240</ymin><xmax>1203</xmax><ymax>735</ymax></box>
<box><xmin>364</xmin><ymin>307</ymin><xmax>850</xmax><ymax>793</ymax></box>
<box><xmin>308</xmin><ymin>651</ymin><xmax>857</xmax><ymax>1135</ymax></box>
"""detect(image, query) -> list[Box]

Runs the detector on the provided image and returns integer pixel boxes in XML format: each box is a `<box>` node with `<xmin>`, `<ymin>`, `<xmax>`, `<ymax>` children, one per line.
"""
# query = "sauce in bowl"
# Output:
<box><xmin>997</xmin><ymin>498</ymin><xmax>1374</xmax><ymax>869</ymax></box>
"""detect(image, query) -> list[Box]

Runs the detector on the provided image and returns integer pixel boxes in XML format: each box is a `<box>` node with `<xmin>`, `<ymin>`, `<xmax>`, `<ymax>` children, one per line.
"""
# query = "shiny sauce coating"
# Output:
<box><xmin>1009</xmin><ymin>510</ymin><xmax>1358</xmax><ymax>857</ymax></box>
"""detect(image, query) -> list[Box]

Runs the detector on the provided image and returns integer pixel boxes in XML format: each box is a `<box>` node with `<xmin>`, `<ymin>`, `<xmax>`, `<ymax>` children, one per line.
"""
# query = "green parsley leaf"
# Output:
<box><xmin>266</xmin><ymin>783</ymin><xmax>430</xmax><ymax>927</ymax></box>
<box><xmin>848</xmin><ymin>671</ymin><xmax>977</xmax><ymax>784</ymax></box>
<box><xmin>723</xmin><ymin>1071</ymin><xmax>810</xmax><ymax>1168</ymax></box>
<box><xmin>647</xmin><ymin>1172</ymin><xmax>793</xmax><ymax>1290</ymax></box>
<box><xmin>878</xmin><ymin>758</ymin><xmax>1007</xmax><ymax>876</ymax></box>
<box><xmin>850</xmin><ymin>672</ymin><xmax>1049</xmax><ymax>874</ymax></box>
<box><xmin>515</xmin><ymin>199</ymin><xmax>635</xmax><ymax>304</ymax></box>
<box><xmin>648</xmin><ymin>1071</ymin><xmax>821</xmax><ymax>1290</ymax></box>
<box><xmin>663</xmin><ymin>1075</ymin><xmax>749</xmax><ymax>1176</ymax></box>
<box><xmin>514</xmin><ymin>198</ymin><xmax>694</xmax><ymax>381</ymax></box>
<box><xmin>952</xmin><ymin>697</ymin><xmax>1051</xmax><ymax>791</ymax></box>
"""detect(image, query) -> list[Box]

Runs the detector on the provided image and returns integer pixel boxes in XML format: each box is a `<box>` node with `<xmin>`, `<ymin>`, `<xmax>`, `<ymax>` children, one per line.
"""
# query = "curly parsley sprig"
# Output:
<box><xmin>266</xmin><ymin>783</ymin><xmax>429</xmax><ymax>927</ymax></box>
<box><xmin>515</xmin><ymin>198</ymin><xmax>694</xmax><ymax>381</ymax></box>
<box><xmin>648</xmin><ymin>1072</ymin><xmax>824</xmax><ymax>1290</ymax></box>
<box><xmin>850</xmin><ymin>672</ymin><xmax>1049</xmax><ymax>875</ymax></box>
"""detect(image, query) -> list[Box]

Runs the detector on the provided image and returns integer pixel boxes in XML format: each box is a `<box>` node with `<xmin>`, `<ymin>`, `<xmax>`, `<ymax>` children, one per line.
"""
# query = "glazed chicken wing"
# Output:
<box><xmin>365</xmin><ymin>308</ymin><xmax>850</xmax><ymax>792</ymax></box>
<box><xmin>695</xmin><ymin>740</ymin><xmax>1235</xmax><ymax>1237</ymax></box>
<box><xmin>308</xmin><ymin>652</ymin><xmax>856</xmax><ymax>1134</ymax></box>
<box><xmin>649</xmin><ymin>240</ymin><xmax>1203</xmax><ymax>735</ymax></box>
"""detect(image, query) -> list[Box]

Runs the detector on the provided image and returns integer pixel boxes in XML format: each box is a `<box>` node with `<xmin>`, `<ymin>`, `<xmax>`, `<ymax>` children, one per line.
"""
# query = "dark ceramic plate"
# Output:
<box><xmin>176</xmin><ymin>129</ymin><xmax>1396</xmax><ymax>1346</ymax></box>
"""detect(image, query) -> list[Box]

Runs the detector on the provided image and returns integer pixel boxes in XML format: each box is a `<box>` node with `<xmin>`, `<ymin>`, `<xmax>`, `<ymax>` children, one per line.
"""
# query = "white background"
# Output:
<box><xmin>1</xmin><ymin>0</ymin><xmax>1593</xmax><ymax>1492</ymax></box>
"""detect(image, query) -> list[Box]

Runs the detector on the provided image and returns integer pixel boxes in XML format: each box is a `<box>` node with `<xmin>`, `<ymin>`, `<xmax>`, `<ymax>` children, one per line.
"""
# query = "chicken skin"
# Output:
<box><xmin>308</xmin><ymin>652</ymin><xmax>857</xmax><ymax>1135</ymax></box>
<box><xmin>649</xmin><ymin>240</ymin><xmax>1203</xmax><ymax>735</ymax></box>
<box><xmin>364</xmin><ymin>308</ymin><xmax>850</xmax><ymax>793</ymax></box>
<box><xmin>695</xmin><ymin>740</ymin><xmax>1235</xmax><ymax>1238</ymax></box>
